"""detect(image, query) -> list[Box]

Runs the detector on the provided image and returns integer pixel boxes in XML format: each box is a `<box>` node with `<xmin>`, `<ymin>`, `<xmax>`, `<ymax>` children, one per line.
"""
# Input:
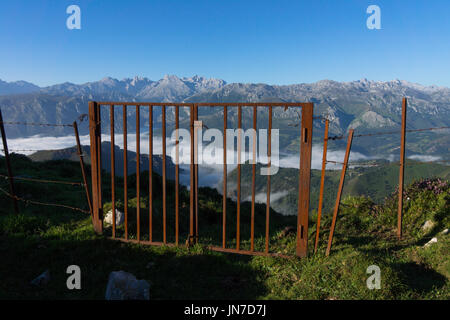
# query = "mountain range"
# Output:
<box><xmin>0</xmin><ymin>75</ymin><xmax>449</xmax><ymax>157</ymax></box>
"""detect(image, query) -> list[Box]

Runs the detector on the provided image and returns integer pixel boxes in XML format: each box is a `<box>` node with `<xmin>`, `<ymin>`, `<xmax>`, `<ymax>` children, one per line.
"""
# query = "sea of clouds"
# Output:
<box><xmin>1</xmin><ymin>132</ymin><xmax>443</xmax><ymax>191</ymax></box>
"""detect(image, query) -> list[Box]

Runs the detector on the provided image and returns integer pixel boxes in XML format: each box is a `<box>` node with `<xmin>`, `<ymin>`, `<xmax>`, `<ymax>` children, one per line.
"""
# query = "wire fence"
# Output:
<box><xmin>0</xmin><ymin>174</ymin><xmax>85</xmax><ymax>186</ymax></box>
<box><xmin>0</xmin><ymin>121</ymin><xmax>75</xmax><ymax>128</ymax></box>
<box><xmin>0</xmin><ymin>102</ymin><xmax>448</xmax><ymax>257</ymax></box>
<box><xmin>1</xmin><ymin>149</ymin><xmax>43</xmax><ymax>153</ymax></box>
<box><xmin>0</xmin><ymin>113</ymin><xmax>92</xmax><ymax>216</ymax></box>
<box><xmin>0</xmin><ymin>186</ymin><xmax>90</xmax><ymax>214</ymax></box>
<box><xmin>321</xmin><ymin>125</ymin><xmax>450</xmax><ymax>141</ymax></box>
<box><xmin>0</xmin><ymin>114</ymin><xmax>88</xmax><ymax>128</ymax></box>
<box><xmin>314</xmin><ymin>100</ymin><xmax>449</xmax><ymax>256</ymax></box>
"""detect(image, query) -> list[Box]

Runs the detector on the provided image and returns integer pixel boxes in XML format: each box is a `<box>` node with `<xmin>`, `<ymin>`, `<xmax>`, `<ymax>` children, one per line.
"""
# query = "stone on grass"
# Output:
<box><xmin>104</xmin><ymin>209</ymin><xmax>125</xmax><ymax>226</ymax></box>
<box><xmin>423</xmin><ymin>237</ymin><xmax>438</xmax><ymax>248</ymax></box>
<box><xmin>105</xmin><ymin>271</ymin><xmax>150</xmax><ymax>300</ymax></box>
<box><xmin>30</xmin><ymin>270</ymin><xmax>50</xmax><ymax>287</ymax></box>
<box><xmin>421</xmin><ymin>220</ymin><xmax>435</xmax><ymax>232</ymax></box>
<box><xmin>440</xmin><ymin>229</ymin><xmax>449</xmax><ymax>235</ymax></box>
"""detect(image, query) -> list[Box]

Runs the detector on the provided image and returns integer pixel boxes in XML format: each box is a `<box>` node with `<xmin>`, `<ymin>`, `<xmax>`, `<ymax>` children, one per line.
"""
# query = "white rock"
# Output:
<box><xmin>421</xmin><ymin>220</ymin><xmax>435</xmax><ymax>232</ymax></box>
<box><xmin>105</xmin><ymin>271</ymin><xmax>150</xmax><ymax>300</ymax></box>
<box><xmin>423</xmin><ymin>237</ymin><xmax>438</xmax><ymax>247</ymax></box>
<box><xmin>440</xmin><ymin>229</ymin><xmax>449</xmax><ymax>235</ymax></box>
<box><xmin>104</xmin><ymin>209</ymin><xmax>124</xmax><ymax>226</ymax></box>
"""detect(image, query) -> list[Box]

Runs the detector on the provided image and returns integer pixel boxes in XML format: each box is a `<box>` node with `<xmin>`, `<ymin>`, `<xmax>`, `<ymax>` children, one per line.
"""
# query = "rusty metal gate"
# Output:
<box><xmin>89</xmin><ymin>102</ymin><xmax>313</xmax><ymax>258</ymax></box>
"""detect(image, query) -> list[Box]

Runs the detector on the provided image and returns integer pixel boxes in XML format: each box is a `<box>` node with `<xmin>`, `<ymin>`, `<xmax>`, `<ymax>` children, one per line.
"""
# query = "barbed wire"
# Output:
<box><xmin>325</xmin><ymin>160</ymin><xmax>384</xmax><ymax>167</ymax></box>
<box><xmin>325</xmin><ymin>158</ymin><xmax>449</xmax><ymax>168</ymax></box>
<box><xmin>405</xmin><ymin>159</ymin><xmax>450</xmax><ymax>165</ymax></box>
<box><xmin>406</xmin><ymin>126</ymin><xmax>450</xmax><ymax>133</ymax></box>
<box><xmin>354</xmin><ymin>126</ymin><xmax>450</xmax><ymax>138</ymax></box>
<box><xmin>324</xmin><ymin>125</ymin><xmax>450</xmax><ymax>141</ymax></box>
<box><xmin>326</xmin><ymin>135</ymin><xmax>345</xmax><ymax>141</ymax></box>
<box><xmin>0</xmin><ymin>186</ymin><xmax>90</xmax><ymax>214</ymax></box>
<box><xmin>1</xmin><ymin>148</ymin><xmax>41</xmax><ymax>152</ymax></box>
<box><xmin>0</xmin><ymin>174</ymin><xmax>85</xmax><ymax>186</ymax></box>
<box><xmin>325</xmin><ymin>160</ymin><xmax>345</xmax><ymax>165</ymax></box>
<box><xmin>0</xmin><ymin>121</ymin><xmax>74</xmax><ymax>128</ymax></box>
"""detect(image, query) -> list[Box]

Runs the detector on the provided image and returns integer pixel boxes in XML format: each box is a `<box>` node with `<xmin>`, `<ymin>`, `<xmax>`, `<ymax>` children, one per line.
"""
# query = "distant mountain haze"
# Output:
<box><xmin>0</xmin><ymin>75</ymin><xmax>448</xmax><ymax>157</ymax></box>
<box><xmin>0</xmin><ymin>79</ymin><xmax>40</xmax><ymax>95</ymax></box>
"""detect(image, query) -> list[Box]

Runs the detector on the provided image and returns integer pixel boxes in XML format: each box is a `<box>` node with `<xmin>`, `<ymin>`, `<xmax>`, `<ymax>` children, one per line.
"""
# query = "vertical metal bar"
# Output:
<box><xmin>326</xmin><ymin>129</ymin><xmax>354</xmax><ymax>257</ymax></box>
<box><xmin>108</xmin><ymin>106</ymin><xmax>116</xmax><ymax>238</ymax></box>
<box><xmin>88</xmin><ymin>102</ymin><xmax>98</xmax><ymax>226</ymax></box>
<box><xmin>314</xmin><ymin>119</ymin><xmax>329</xmax><ymax>253</ymax></box>
<box><xmin>194</xmin><ymin>105</ymin><xmax>199</xmax><ymax>243</ymax></box>
<box><xmin>89</xmin><ymin>101</ymin><xmax>102</xmax><ymax>233</ymax></box>
<box><xmin>0</xmin><ymin>108</ymin><xmax>19</xmax><ymax>214</ymax></box>
<box><xmin>250</xmin><ymin>106</ymin><xmax>257</xmax><ymax>252</ymax></box>
<box><xmin>265</xmin><ymin>106</ymin><xmax>272</xmax><ymax>253</ymax></box>
<box><xmin>175</xmin><ymin>105</ymin><xmax>180</xmax><ymax>245</ymax></box>
<box><xmin>236</xmin><ymin>106</ymin><xmax>242</xmax><ymax>250</ymax></box>
<box><xmin>123</xmin><ymin>105</ymin><xmax>128</xmax><ymax>239</ymax></box>
<box><xmin>222</xmin><ymin>106</ymin><xmax>227</xmax><ymax>249</ymax></box>
<box><xmin>189</xmin><ymin>105</ymin><xmax>195</xmax><ymax>245</ymax></box>
<box><xmin>162</xmin><ymin>105</ymin><xmax>167</xmax><ymax>244</ymax></box>
<box><xmin>297</xmin><ymin>103</ymin><xmax>313</xmax><ymax>258</ymax></box>
<box><xmin>136</xmin><ymin>105</ymin><xmax>141</xmax><ymax>241</ymax></box>
<box><xmin>148</xmin><ymin>106</ymin><xmax>153</xmax><ymax>242</ymax></box>
<box><xmin>398</xmin><ymin>98</ymin><xmax>407</xmax><ymax>239</ymax></box>
<box><xmin>96</xmin><ymin>104</ymin><xmax>103</xmax><ymax>231</ymax></box>
<box><xmin>73</xmin><ymin>121</ymin><xmax>93</xmax><ymax>218</ymax></box>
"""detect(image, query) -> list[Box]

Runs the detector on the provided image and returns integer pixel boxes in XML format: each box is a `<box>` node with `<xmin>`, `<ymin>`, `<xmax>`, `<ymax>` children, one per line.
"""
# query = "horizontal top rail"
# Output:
<box><xmin>93</xmin><ymin>102</ymin><xmax>311</xmax><ymax>107</ymax></box>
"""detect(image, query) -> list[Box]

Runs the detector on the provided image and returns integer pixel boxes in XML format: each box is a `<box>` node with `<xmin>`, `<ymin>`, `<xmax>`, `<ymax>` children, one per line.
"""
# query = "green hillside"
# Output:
<box><xmin>225</xmin><ymin>160</ymin><xmax>450</xmax><ymax>216</ymax></box>
<box><xmin>0</xmin><ymin>154</ymin><xmax>448</xmax><ymax>300</ymax></box>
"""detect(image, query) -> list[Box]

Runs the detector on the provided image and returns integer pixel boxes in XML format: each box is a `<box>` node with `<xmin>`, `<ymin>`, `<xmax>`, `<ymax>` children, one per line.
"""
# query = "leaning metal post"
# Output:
<box><xmin>0</xmin><ymin>108</ymin><xmax>19</xmax><ymax>214</ymax></box>
<box><xmin>326</xmin><ymin>129</ymin><xmax>354</xmax><ymax>256</ymax></box>
<box><xmin>397</xmin><ymin>98</ymin><xmax>407</xmax><ymax>239</ymax></box>
<box><xmin>73</xmin><ymin>121</ymin><xmax>93</xmax><ymax>217</ymax></box>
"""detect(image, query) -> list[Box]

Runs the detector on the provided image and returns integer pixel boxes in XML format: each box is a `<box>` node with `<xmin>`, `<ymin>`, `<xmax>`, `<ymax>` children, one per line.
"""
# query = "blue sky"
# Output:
<box><xmin>1</xmin><ymin>0</ymin><xmax>450</xmax><ymax>87</ymax></box>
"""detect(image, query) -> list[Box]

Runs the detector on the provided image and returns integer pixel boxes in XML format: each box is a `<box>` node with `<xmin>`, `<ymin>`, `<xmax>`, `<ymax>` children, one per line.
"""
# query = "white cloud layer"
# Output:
<box><xmin>245</xmin><ymin>191</ymin><xmax>289</xmax><ymax>204</ymax></box>
<box><xmin>2</xmin><ymin>134</ymin><xmax>444</xmax><ymax>189</ymax></box>
<box><xmin>408</xmin><ymin>154</ymin><xmax>441</xmax><ymax>162</ymax></box>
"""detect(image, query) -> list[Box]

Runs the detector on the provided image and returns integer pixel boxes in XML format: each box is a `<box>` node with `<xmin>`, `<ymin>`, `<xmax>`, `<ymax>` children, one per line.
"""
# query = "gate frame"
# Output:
<box><xmin>88</xmin><ymin>102</ymin><xmax>313</xmax><ymax>258</ymax></box>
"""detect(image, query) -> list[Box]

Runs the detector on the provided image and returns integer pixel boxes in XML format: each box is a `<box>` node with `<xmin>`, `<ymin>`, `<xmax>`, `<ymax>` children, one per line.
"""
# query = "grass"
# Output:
<box><xmin>0</xmin><ymin>155</ymin><xmax>448</xmax><ymax>299</ymax></box>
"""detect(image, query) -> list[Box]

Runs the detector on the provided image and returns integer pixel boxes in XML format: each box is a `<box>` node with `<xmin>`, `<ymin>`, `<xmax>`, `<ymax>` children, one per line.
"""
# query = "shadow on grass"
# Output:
<box><xmin>0</xmin><ymin>234</ymin><xmax>268</xmax><ymax>300</ymax></box>
<box><xmin>391</xmin><ymin>262</ymin><xmax>447</xmax><ymax>295</ymax></box>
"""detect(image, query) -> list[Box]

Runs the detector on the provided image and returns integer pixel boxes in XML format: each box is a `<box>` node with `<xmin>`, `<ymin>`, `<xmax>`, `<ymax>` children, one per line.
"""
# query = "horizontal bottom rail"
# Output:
<box><xmin>109</xmin><ymin>237</ymin><xmax>176</xmax><ymax>247</ymax></box>
<box><xmin>108</xmin><ymin>237</ymin><xmax>293</xmax><ymax>259</ymax></box>
<box><xmin>208</xmin><ymin>246</ymin><xmax>292</xmax><ymax>259</ymax></box>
